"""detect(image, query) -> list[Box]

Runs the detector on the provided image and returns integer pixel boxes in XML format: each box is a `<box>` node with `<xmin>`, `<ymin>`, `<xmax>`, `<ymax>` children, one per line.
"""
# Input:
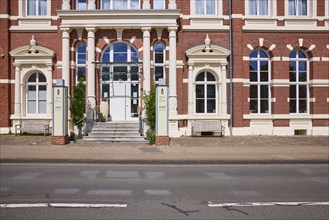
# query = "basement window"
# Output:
<box><xmin>294</xmin><ymin>129</ymin><xmax>307</xmax><ymax>135</ymax></box>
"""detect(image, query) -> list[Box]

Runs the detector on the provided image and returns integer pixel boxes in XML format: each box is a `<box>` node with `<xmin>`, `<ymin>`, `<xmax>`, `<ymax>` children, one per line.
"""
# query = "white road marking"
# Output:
<box><xmin>105</xmin><ymin>171</ymin><xmax>139</xmax><ymax>178</ymax></box>
<box><xmin>0</xmin><ymin>203</ymin><xmax>127</xmax><ymax>208</ymax></box>
<box><xmin>87</xmin><ymin>189</ymin><xmax>132</xmax><ymax>196</ymax></box>
<box><xmin>208</xmin><ymin>201</ymin><xmax>329</xmax><ymax>207</ymax></box>
<box><xmin>54</xmin><ymin>189</ymin><xmax>80</xmax><ymax>194</ymax></box>
<box><xmin>13</xmin><ymin>172</ymin><xmax>42</xmax><ymax>180</ymax></box>
<box><xmin>144</xmin><ymin>189</ymin><xmax>171</xmax><ymax>196</ymax></box>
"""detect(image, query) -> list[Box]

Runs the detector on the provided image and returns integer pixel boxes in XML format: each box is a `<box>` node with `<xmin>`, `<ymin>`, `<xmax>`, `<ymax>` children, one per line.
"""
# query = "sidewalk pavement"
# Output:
<box><xmin>0</xmin><ymin>135</ymin><xmax>328</xmax><ymax>164</ymax></box>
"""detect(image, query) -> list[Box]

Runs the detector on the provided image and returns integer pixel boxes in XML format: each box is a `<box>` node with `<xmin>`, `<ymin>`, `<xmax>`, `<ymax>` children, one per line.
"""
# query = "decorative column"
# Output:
<box><xmin>88</xmin><ymin>0</ymin><xmax>96</xmax><ymax>9</ymax></box>
<box><xmin>86</xmin><ymin>28</ymin><xmax>96</xmax><ymax>132</ymax></box>
<box><xmin>169</xmin><ymin>27</ymin><xmax>177</xmax><ymax>116</ymax></box>
<box><xmin>168</xmin><ymin>0</ymin><xmax>177</xmax><ymax>9</ymax></box>
<box><xmin>14</xmin><ymin>65</ymin><xmax>21</xmax><ymax>116</ymax></box>
<box><xmin>187</xmin><ymin>64</ymin><xmax>194</xmax><ymax>116</ymax></box>
<box><xmin>62</xmin><ymin>0</ymin><xmax>71</xmax><ymax>10</ymax></box>
<box><xmin>61</xmin><ymin>28</ymin><xmax>70</xmax><ymax>89</ymax></box>
<box><xmin>142</xmin><ymin>27</ymin><xmax>151</xmax><ymax>93</ymax></box>
<box><xmin>46</xmin><ymin>65</ymin><xmax>53</xmax><ymax>117</ymax></box>
<box><xmin>142</xmin><ymin>0</ymin><xmax>151</xmax><ymax>9</ymax></box>
<box><xmin>221</xmin><ymin>65</ymin><xmax>228</xmax><ymax>115</ymax></box>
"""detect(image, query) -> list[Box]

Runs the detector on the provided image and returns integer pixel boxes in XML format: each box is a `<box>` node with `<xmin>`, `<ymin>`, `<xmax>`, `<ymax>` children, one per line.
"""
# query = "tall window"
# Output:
<box><xmin>195</xmin><ymin>72</ymin><xmax>216</xmax><ymax>114</ymax></box>
<box><xmin>249</xmin><ymin>49</ymin><xmax>270</xmax><ymax>114</ymax></box>
<box><xmin>288</xmin><ymin>0</ymin><xmax>307</xmax><ymax>16</ymax></box>
<box><xmin>154</xmin><ymin>42</ymin><xmax>165</xmax><ymax>82</ymax></box>
<box><xmin>153</xmin><ymin>0</ymin><xmax>165</xmax><ymax>9</ymax></box>
<box><xmin>101</xmin><ymin>0</ymin><xmax>140</xmax><ymax>10</ymax></box>
<box><xmin>27</xmin><ymin>73</ymin><xmax>47</xmax><ymax>114</ymax></box>
<box><xmin>27</xmin><ymin>0</ymin><xmax>47</xmax><ymax>16</ymax></box>
<box><xmin>76</xmin><ymin>0</ymin><xmax>87</xmax><ymax>10</ymax></box>
<box><xmin>195</xmin><ymin>0</ymin><xmax>215</xmax><ymax>15</ymax></box>
<box><xmin>289</xmin><ymin>49</ymin><xmax>309</xmax><ymax>113</ymax></box>
<box><xmin>249</xmin><ymin>0</ymin><xmax>268</xmax><ymax>15</ymax></box>
<box><xmin>76</xmin><ymin>43</ymin><xmax>86</xmax><ymax>83</ymax></box>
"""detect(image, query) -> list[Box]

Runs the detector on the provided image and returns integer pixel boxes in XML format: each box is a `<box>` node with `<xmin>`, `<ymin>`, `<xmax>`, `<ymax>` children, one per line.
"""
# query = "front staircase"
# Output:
<box><xmin>83</xmin><ymin>121</ymin><xmax>147</xmax><ymax>143</ymax></box>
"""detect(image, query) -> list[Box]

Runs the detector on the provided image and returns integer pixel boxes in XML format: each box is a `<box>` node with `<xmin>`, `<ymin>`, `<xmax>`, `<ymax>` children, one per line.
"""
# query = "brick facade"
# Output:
<box><xmin>1</xmin><ymin>0</ymin><xmax>328</xmax><ymax>136</ymax></box>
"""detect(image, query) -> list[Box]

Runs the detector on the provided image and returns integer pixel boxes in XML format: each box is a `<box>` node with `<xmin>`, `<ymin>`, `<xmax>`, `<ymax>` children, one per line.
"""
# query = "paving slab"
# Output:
<box><xmin>0</xmin><ymin>135</ymin><xmax>328</xmax><ymax>164</ymax></box>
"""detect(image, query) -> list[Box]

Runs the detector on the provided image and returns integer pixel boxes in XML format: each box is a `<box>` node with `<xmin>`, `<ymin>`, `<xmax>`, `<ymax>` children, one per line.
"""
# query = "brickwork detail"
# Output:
<box><xmin>156</xmin><ymin>136</ymin><xmax>170</xmax><ymax>146</ymax></box>
<box><xmin>52</xmin><ymin>135</ymin><xmax>70</xmax><ymax>145</ymax></box>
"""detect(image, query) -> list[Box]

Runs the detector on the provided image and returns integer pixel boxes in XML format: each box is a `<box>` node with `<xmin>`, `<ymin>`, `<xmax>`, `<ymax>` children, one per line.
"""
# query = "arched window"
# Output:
<box><xmin>76</xmin><ymin>42</ymin><xmax>86</xmax><ymax>83</ymax></box>
<box><xmin>195</xmin><ymin>71</ymin><xmax>216</xmax><ymax>114</ymax></box>
<box><xmin>289</xmin><ymin>49</ymin><xmax>309</xmax><ymax>113</ymax></box>
<box><xmin>101</xmin><ymin>42</ymin><xmax>139</xmax><ymax>81</ymax></box>
<box><xmin>101</xmin><ymin>0</ymin><xmax>140</xmax><ymax>10</ymax></box>
<box><xmin>153</xmin><ymin>42</ymin><xmax>165</xmax><ymax>82</ymax></box>
<box><xmin>27</xmin><ymin>73</ymin><xmax>47</xmax><ymax>114</ymax></box>
<box><xmin>249</xmin><ymin>48</ymin><xmax>270</xmax><ymax>114</ymax></box>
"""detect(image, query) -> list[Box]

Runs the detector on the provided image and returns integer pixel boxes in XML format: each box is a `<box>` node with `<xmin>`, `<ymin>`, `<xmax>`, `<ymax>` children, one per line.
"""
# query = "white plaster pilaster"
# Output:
<box><xmin>187</xmin><ymin>64</ymin><xmax>194</xmax><ymax>116</ymax></box>
<box><xmin>87</xmin><ymin>28</ymin><xmax>96</xmax><ymax>104</ymax></box>
<box><xmin>168</xmin><ymin>0</ymin><xmax>177</xmax><ymax>9</ymax></box>
<box><xmin>169</xmin><ymin>27</ymin><xmax>177</xmax><ymax>116</ymax></box>
<box><xmin>14</xmin><ymin>66</ymin><xmax>21</xmax><ymax>116</ymax></box>
<box><xmin>142</xmin><ymin>27</ymin><xmax>151</xmax><ymax>93</ymax></box>
<box><xmin>221</xmin><ymin>65</ymin><xmax>228</xmax><ymax>115</ymax></box>
<box><xmin>46</xmin><ymin>65</ymin><xmax>53</xmax><ymax>117</ymax></box>
<box><xmin>62</xmin><ymin>0</ymin><xmax>71</xmax><ymax>10</ymax></box>
<box><xmin>142</xmin><ymin>0</ymin><xmax>151</xmax><ymax>9</ymax></box>
<box><xmin>61</xmin><ymin>28</ymin><xmax>70</xmax><ymax>89</ymax></box>
<box><xmin>88</xmin><ymin>0</ymin><xmax>96</xmax><ymax>10</ymax></box>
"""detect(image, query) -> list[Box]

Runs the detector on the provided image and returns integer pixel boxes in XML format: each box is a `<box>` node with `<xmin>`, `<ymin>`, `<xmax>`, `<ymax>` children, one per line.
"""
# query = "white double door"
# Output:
<box><xmin>103</xmin><ymin>82</ymin><xmax>139</xmax><ymax>121</ymax></box>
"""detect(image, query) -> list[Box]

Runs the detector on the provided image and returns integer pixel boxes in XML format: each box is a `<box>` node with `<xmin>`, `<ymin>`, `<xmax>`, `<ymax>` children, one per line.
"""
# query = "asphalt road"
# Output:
<box><xmin>0</xmin><ymin>163</ymin><xmax>328</xmax><ymax>220</ymax></box>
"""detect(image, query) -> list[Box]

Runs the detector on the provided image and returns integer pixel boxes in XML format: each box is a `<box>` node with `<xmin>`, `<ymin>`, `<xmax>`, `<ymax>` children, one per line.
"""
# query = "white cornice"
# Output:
<box><xmin>57</xmin><ymin>10</ymin><xmax>180</xmax><ymax>29</ymax></box>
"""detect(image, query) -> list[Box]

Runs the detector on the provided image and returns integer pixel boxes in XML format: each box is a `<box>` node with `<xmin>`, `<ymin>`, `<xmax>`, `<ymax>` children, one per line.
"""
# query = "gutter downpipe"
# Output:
<box><xmin>229</xmin><ymin>0</ymin><xmax>233</xmax><ymax>135</ymax></box>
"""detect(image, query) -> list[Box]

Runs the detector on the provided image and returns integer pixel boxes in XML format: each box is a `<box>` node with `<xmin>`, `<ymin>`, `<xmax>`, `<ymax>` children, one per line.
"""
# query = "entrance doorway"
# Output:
<box><xmin>101</xmin><ymin>65</ymin><xmax>140</xmax><ymax>122</ymax></box>
<box><xmin>100</xmin><ymin>42</ymin><xmax>140</xmax><ymax>121</ymax></box>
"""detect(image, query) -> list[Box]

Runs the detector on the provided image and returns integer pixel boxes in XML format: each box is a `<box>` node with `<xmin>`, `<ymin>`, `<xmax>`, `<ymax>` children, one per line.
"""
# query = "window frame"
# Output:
<box><xmin>195</xmin><ymin>71</ymin><xmax>217</xmax><ymax>114</ymax></box>
<box><xmin>76</xmin><ymin>42</ymin><xmax>87</xmax><ymax>83</ymax></box>
<box><xmin>193</xmin><ymin>0</ymin><xmax>217</xmax><ymax>16</ymax></box>
<box><xmin>249</xmin><ymin>48</ymin><xmax>271</xmax><ymax>114</ymax></box>
<box><xmin>153</xmin><ymin>0</ymin><xmax>165</xmax><ymax>10</ymax></box>
<box><xmin>153</xmin><ymin>41</ymin><xmax>166</xmax><ymax>83</ymax></box>
<box><xmin>26</xmin><ymin>72</ymin><xmax>47</xmax><ymax>115</ymax></box>
<box><xmin>101</xmin><ymin>0</ymin><xmax>141</xmax><ymax>10</ymax></box>
<box><xmin>26</xmin><ymin>0</ymin><xmax>49</xmax><ymax>16</ymax></box>
<box><xmin>286</xmin><ymin>0</ymin><xmax>309</xmax><ymax>16</ymax></box>
<box><xmin>289</xmin><ymin>49</ymin><xmax>309</xmax><ymax>114</ymax></box>
<box><xmin>76</xmin><ymin>0</ymin><xmax>87</xmax><ymax>10</ymax></box>
<box><xmin>100</xmin><ymin>42</ymin><xmax>140</xmax><ymax>82</ymax></box>
<box><xmin>247</xmin><ymin>0</ymin><xmax>269</xmax><ymax>16</ymax></box>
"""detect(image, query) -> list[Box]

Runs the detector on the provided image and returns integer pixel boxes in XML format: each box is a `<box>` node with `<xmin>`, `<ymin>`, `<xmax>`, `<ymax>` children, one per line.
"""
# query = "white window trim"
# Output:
<box><xmin>100</xmin><ymin>0</ymin><xmax>141</xmax><ymax>10</ymax></box>
<box><xmin>190</xmin><ymin>0</ymin><xmax>221</xmax><ymax>17</ymax></box>
<box><xmin>194</xmin><ymin>71</ymin><xmax>218</xmax><ymax>115</ymax></box>
<box><xmin>26</xmin><ymin>73</ymin><xmax>47</xmax><ymax>116</ymax></box>
<box><xmin>289</xmin><ymin>50</ymin><xmax>310</xmax><ymax>114</ymax></box>
<box><xmin>244</xmin><ymin>0</ymin><xmax>273</xmax><ymax>17</ymax></box>
<box><xmin>285</xmin><ymin>0</ymin><xmax>316</xmax><ymax>17</ymax></box>
<box><xmin>249</xmin><ymin>49</ymin><xmax>271</xmax><ymax>114</ymax></box>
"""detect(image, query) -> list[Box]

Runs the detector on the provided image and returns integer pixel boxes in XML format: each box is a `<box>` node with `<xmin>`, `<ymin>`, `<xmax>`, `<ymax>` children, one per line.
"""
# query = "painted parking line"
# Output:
<box><xmin>208</xmin><ymin>201</ymin><xmax>329</xmax><ymax>207</ymax></box>
<box><xmin>0</xmin><ymin>203</ymin><xmax>127</xmax><ymax>208</ymax></box>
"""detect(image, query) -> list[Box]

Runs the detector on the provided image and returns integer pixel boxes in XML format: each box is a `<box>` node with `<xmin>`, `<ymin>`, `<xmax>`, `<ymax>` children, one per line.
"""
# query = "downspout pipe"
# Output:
<box><xmin>229</xmin><ymin>0</ymin><xmax>233</xmax><ymax>134</ymax></box>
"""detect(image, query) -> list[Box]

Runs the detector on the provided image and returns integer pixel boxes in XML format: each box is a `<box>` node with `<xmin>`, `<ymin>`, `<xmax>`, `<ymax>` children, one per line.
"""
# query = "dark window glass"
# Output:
<box><xmin>196</xmin><ymin>85</ymin><xmax>205</xmax><ymax>98</ymax></box>
<box><xmin>196</xmin><ymin>100</ymin><xmax>205</xmax><ymax>113</ymax></box>
<box><xmin>196</xmin><ymin>72</ymin><xmax>204</xmax><ymax>81</ymax></box>
<box><xmin>28</xmin><ymin>73</ymin><xmax>37</xmax><ymax>82</ymax></box>
<box><xmin>207</xmin><ymin>72</ymin><xmax>216</xmax><ymax>81</ymax></box>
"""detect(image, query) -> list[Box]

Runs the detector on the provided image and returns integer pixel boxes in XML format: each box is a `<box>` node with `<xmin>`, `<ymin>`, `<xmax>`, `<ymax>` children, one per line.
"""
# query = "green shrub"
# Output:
<box><xmin>143</xmin><ymin>84</ymin><xmax>156</xmax><ymax>131</ymax></box>
<box><xmin>70</xmin><ymin>81</ymin><xmax>86</xmax><ymax>124</ymax></box>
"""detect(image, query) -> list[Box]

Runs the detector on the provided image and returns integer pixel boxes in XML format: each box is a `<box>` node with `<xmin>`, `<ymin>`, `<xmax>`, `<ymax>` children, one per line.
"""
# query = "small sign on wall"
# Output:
<box><xmin>52</xmin><ymin>86</ymin><xmax>68</xmax><ymax>136</ymax></box>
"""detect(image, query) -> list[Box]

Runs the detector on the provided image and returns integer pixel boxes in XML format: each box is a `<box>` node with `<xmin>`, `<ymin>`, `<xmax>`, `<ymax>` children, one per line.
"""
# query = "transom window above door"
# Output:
<box><xmin>195</xmin><ymin>71</ymin><xmax>217</xmax><ymax>114</ymax></box>
<box><xmin>101</xmin><ymin>42</ymin><xmax>140</xmax><ymax>81</ymax></box>
<box><xmin>101</xmin><ymin>0</ymin><xmax>140</xmax><ymax>10</ymax></box>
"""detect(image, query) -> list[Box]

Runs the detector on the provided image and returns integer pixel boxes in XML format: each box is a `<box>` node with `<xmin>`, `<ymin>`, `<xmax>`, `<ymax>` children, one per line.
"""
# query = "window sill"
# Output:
<box><xmin>10</xmin><ymin>17</ymin><xmax>57</xmax><ymax>32</ymax></box>
<box><xmin>183</xmin><ymin>16</ymin><xmax>228</xmax><ymax>31</ymax></box>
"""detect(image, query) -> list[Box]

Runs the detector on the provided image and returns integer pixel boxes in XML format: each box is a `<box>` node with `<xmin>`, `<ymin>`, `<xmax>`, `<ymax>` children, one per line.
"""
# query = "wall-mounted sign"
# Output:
<box><xmin>156</xmin><ymin>85</ymin><xmax>168</xmax><ymax>136</ymax></box>
<box><xmin>52</xmin><ymin>86</ymin><xmax>68</xmax><ymax>136</ymax></box>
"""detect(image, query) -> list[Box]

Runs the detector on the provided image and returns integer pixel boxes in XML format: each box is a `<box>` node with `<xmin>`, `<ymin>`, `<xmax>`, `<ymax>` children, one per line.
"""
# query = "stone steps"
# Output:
<box><xmin>83</xmin><ymin>121</ymin><xmax>147</xmax><ymax>143</ymax></box>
